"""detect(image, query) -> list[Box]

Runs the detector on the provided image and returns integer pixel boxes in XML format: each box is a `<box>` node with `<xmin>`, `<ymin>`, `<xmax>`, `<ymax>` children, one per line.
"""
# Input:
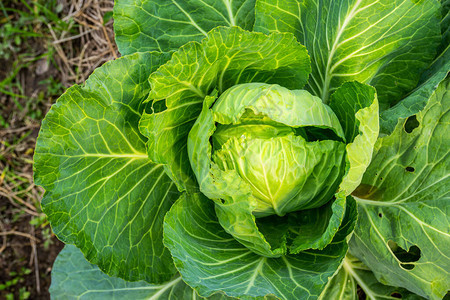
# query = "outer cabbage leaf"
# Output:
<box><xmin>163</xmin><ymin>192</ymin><xmax>357</xmax><ymax>300</ymax></box>
<box><xmin>379</xmin><ymin>2</ymin><xmax>450</xmax><ymax>132</ymax></box>
<box><xmin>34</xmin><ymin>52</ymin><xmax>180</xmax><ymax>283</ymax></box>
<box><xmin>318</xmin><ymin>254</ymin><xmax>425</xmax><ymax>300</ymax></box>
<box><xmin>254</xmin><ymin>0</ymin><xmax>441</xmax><ymax>108</ymax></box>
<box><xmin>188</xmin><ymin>89</ymin><xmax>349</xmax><ymax>257</ymax></box>
<box><xmin>350</xmin><ymin>78</ymin><xmax>450</xmax><ymax>299</ymax></box>
<box><xmin>438</xmin><ymin>0</ymin><xmax>450</xmax><ymax>57</ymax></box>
<box><xmin>329</xmin><ymin>81</ymin><xmax>379</xmax><ymax>195</ymax></box>
<box><xmin>50</xmin><ymin>245</ymin><xmax>235</xmax><ymax>299</ymax></box>
<box><xmin>380</xmin><ymin>43</ymin><xmax>450</xmax><ymax>134</ymax></box>
<box><xmin>139</xmin><ymin>26</ymin><xmax>311</xmax><ymax>192</ymax></box>
<box><xmin>114</xmin><ymin>0</ymin><xmax>256</xmax><ymax>55</ymax></box>
<box><xmin>287</xmin><ymin>194</ymin><xmax>348</xmax><ymax>254</ymax></box>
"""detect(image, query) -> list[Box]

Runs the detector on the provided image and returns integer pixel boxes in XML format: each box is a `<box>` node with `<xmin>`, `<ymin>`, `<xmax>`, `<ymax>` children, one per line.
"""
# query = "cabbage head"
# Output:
<box><xmin>195</xmin><ymin>83</ymin><xmax>347</xmax><ymax>218</ymax></box>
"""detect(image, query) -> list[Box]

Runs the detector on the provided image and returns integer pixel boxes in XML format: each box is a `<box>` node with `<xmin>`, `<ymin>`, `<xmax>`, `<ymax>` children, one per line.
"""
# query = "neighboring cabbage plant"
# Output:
<box><xmin>34</xmin><ymin>0</ymin><xmax>449</xmax><ymax>299</ymax></box>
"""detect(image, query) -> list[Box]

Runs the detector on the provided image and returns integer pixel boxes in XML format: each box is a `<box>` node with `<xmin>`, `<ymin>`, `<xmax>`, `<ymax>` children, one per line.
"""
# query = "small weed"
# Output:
<box><xmin>0</xmin><ymin>0</ymin><xmax>77</xmax><ymax>127</ymax></box>
<box><xmin>0</xmin><ymin>267</ymin><xmax>32</xmax><ymax>300</ymax></box>
<box><xmin>41</xmin><ymin>228</ymin><xmax>54</xmax><ymax>250</ymax></box>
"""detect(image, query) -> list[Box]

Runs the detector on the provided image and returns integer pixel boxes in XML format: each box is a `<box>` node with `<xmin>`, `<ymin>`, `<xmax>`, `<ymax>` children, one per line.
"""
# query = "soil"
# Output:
<box><xmin>1</xmin><ymin>74</ymin><xmax>64</xmax><ymax>299</ymax></box>
<box><xmin>0</xmin><ymin>1</ymin><xmax>117</xmax><ymax>299</ymax></box>
<box><xmin>0</xmin><ymin>208</ymin><xmax>64</xmax><ymax>300</ymax></box>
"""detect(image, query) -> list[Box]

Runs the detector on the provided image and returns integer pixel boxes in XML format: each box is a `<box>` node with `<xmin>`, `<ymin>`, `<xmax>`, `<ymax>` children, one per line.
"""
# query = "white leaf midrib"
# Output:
<box><xmin>74</xmin><ymin>277</ymin><xmax>183</xmax><ymax>298</ymax></box>
<box><xmin>342</xmin><ymin>258</ymin><xmax>377</xmax><ymax>300</ymax></box>
<box><xmin>321</xmin><ymin>0</ymin><xmax>363</xmax><ymax>101</ymax></box>
<box><xmin>222</xmin><ymin>0</ymin><xmax>236</xmax><ymax>26</ymax></box>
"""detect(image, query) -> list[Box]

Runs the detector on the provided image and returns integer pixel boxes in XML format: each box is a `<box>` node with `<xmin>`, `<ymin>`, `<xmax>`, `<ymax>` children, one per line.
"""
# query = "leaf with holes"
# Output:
<box><xmin>319</xmin><ymin>253</ymin><xmax>426</xmax><ymax>300</ymax></box>
<box><xmin>350</xmin><ymin>78</ymin><xmax>450</xmax><ymax>299</ymax></box>
<box><xmin>379</xmin><ymin>35</ymin><xmax>450</xmax><ymax>134</ymax></box>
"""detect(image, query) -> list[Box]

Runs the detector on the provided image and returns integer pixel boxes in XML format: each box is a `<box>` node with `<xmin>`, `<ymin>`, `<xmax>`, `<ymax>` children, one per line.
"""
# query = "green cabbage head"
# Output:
<box><xmin>197</xmin><ymin>83</ymin><xmax>347</xmax><ymax>217</ymax></box>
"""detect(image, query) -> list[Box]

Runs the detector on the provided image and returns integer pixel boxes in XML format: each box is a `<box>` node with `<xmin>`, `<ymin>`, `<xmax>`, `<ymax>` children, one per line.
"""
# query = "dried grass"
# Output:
<box><xmin>51</xmin><ymin>0</ymin><xmax>119</xmax><ymax>85</ymax></box>
<box><xmin>0</xmin><ymin>1</ymin><xmax>117</xmax><ymax>298</ymax></box>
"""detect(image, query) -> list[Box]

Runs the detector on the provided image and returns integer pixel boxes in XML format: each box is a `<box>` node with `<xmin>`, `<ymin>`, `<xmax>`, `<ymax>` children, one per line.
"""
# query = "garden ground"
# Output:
<box><xmin>0</xmin><ymin>1</ymin><xmax>117</xmax><ymax>298</ymax></box>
